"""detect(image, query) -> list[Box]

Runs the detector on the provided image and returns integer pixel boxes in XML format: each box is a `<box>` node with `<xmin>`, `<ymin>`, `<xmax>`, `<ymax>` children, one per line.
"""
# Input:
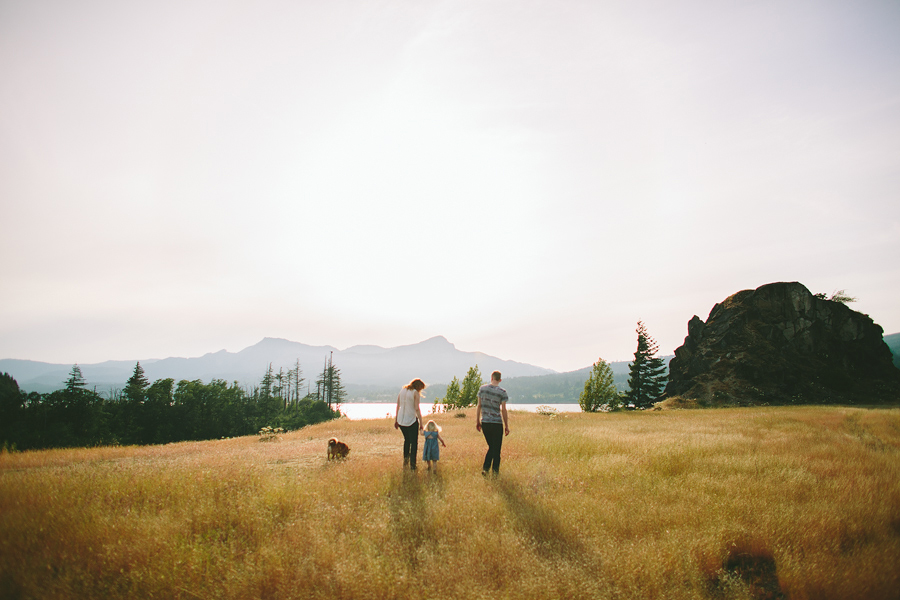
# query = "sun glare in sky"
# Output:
<box><xmin>1</xmin><ymin>1</ymin><xmax>898</xmax><ymax>372</ymax></box>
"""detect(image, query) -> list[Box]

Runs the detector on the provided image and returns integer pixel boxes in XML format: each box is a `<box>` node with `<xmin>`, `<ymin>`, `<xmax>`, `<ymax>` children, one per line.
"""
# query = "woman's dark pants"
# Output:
<box><xmin>400</xmin><ymin>421</ymin><xmax>419</xmax><ymax>470</ymax></box>
<box><xmin>481</xmin><ymin>422</ymin><xmax>504</xmax><ymax>474</ymax></box>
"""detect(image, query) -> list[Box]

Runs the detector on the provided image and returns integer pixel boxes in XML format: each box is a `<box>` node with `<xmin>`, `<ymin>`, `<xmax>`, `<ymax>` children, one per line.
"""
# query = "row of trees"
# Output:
<box><xmin>0</xmin><ymin>358</ymin><xmax>347</xmax><ymax>451</ymax></box>
<box><xmin>427</xmin><ymin>322</ymin><xmax>667</xmax><ymax>414</ymax></box>
<box><xmin>580</xmin><ymin>321</ymin><xmax>668</xmax><ymax>412</ymax></box>
<box><xmin>433</xmin><ymin>366</ymin><xmax>484</xmax><ymax>411</ymax></box>
<box><xmin>0</xmin><ymin>322</ymin><xmax>666</xmax><ymax>449</ymax></box>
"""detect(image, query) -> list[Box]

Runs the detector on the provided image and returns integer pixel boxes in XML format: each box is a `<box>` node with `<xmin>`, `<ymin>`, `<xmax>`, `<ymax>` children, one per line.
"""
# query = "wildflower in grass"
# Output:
<box><xmin>258</xmin><ymin>426</ymin><xmax>284</xmax><ymax>442</ymax></box>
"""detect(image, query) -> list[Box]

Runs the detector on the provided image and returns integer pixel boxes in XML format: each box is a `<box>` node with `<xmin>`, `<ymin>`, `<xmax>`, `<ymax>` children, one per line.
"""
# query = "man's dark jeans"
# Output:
<box><xmin>481</xmin><ymin>422</ymin><xmax>504</xmax><ymax>474</ymax></box>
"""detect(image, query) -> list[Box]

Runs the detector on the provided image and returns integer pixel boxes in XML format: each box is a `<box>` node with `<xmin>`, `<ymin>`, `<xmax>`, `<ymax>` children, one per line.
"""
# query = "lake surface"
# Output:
<box><xmin>339</xmin><ymin>402</ymin><xmax>583</xmax><ymax>420</ymax></box>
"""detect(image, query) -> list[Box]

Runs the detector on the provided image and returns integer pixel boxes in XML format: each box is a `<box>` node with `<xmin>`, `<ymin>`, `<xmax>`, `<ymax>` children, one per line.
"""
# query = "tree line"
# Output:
<box><xmin>432</xmin><ymin>365</ymin><xmax>484</xmax><ymax>411</ymax></box>
<box><xmin>0</xmin><ymin>358</ymin><xmax>347</xmax><ymax>452</ymax></box>
<box><xmin>1</xmin><ymin>323</ymin><xmax>669</xmax><ymax>450</ymax></box>
<box><xmin>579</xmin><ymin>321</ymin><xmax>668</xmax><ymax>412</ymax></box>
<box><xmin>431</xmin><ymin>322</ymin><xmax>669</xmax><ymax>414</ymax></box>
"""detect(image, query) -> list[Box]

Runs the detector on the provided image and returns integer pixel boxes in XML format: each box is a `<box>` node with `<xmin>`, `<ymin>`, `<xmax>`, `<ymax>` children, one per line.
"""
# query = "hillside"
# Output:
<box><xmin>885</xmin><ymin>332</ymin><xmax>900</xmax><ymax>369</ymax></box>
<box><xmin>0</xmin><ymin>336</ymin><xmax>553</xmax><ymax>394</ymax></box>
<box><xmin>345</xmin><ymin>358</ymin><xmax>670</xmax><ymax>404</ymax></box>
<box><xmin>500</xmin><ymin>359</ymin><xmax>641</xmax><ymax>403</ymax></box>
<box><xmin>0</xmin><ymin>338</ymin><xmax>682</xmax><ymax>404</ymax></box>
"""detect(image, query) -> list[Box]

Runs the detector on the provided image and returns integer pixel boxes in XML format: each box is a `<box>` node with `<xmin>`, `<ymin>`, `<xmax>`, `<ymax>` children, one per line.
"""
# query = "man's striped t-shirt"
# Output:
<box><xmin>478</xmin><ymin>384</ymin><xmax>508</xmax><ymax>424</ymax></box>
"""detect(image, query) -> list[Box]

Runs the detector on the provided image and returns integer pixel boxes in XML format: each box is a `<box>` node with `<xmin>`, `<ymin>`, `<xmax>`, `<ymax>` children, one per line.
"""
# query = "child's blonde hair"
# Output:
<box><xmin>425</xmin><ymin>419</ymin><xmax>441</xmax><ymax>432</ymax></box>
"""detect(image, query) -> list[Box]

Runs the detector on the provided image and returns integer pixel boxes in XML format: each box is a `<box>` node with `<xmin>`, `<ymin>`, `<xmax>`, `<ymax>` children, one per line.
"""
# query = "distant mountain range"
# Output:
<box><xmin>345</xmin><ymin>359</ymin><xmax>644</xmax><ymax>404</ymax></box>
<box><xmin>4</xmin><ymin>332</ymin><xmax>896</xmax><ymax>401</ymax></box>
<box><xmin>0</xmin><ymin>336</ymin><xmax>556</xmax><ymax>394</ymax></box>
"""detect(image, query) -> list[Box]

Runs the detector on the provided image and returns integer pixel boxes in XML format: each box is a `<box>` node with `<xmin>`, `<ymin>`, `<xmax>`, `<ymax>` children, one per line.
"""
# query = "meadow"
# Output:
<box><xmin>1</xmin><ymin>406</ymin><xmax>899</xmax><ymax>600</ymax></box>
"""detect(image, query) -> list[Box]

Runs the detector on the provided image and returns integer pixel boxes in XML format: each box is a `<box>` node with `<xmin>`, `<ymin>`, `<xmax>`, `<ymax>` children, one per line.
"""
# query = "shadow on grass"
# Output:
<box><xmin>387</xmin><ymin>471</ymin><xmax>432</xmax><ymax>570</ymax></box>
<box><xmin>704</xmin><ymin>537</ymin><xmax>786</xmax><ymax>600</ymax></box>
<box><xmin>494</xmin><ymin>477</ymin><xmax>587</xmax><ymax>562</ymax></box>
<box><xmin>423</xmin><ymin>469</ymin><xmax>446</xmax><ymax>495</ymax></box>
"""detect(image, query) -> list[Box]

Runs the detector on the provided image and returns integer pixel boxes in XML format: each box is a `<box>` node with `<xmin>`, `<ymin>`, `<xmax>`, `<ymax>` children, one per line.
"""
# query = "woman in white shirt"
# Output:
<box><xmin>394</xmin><ymin>378</ymin><xmax>425</xmax><ymax>470</ymax></box>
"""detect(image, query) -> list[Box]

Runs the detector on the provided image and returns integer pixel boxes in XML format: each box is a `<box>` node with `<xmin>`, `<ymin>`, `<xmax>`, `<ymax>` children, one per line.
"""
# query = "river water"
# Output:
<box><xmin>338</xmin><ymin>402</ymin><xmax>583</xmax><ymax>420</ymax></box>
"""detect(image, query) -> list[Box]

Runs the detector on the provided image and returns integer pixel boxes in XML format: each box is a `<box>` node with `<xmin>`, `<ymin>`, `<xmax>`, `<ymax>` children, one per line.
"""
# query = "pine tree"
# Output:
<box><xmin>260</xmin><ymin>364</ymin><xmax>275</xmax><ymax>402</ymax></box>
<box><xmin>579</xmin><ymin>357</ymin><xmax>620</xmax><ymax>412</ymax></box>
<box><xmin>626</xmin><ymin>321</ymin><xmax>667</xmax><ymax>409</ymax></box>
<box><xmin>61</xmin><ymin>364</ymin><xmax>108</xmax><ymax>446</ymax></box>
<box><xmin>119</xmin><ymin>362</ymin><xmax>151</xmax><ymax>444</ymax></box>
<box><xmin>123</xmin><ymin>362</ymin><xmax>149</xmax><ymax>404</ymax></box>
<box><xmin>316</xmin><ymin>353</ymin><xmax>346</xmax><ymax>409</ymax></box>
<box><xmin>275</xmin><ymin>368</ymin><xmax>285</xmax><ymax>406</ymax></box>
<box><xmin>258</xmin><ymin>363</ymin><xmax>283</xmax><ymax>424</ymax></box>
<box><xmin>65</xmin><ymin>364</ymin><xmax>87</xmax><ymax>394</ymax></box>
<box><xmin>287</xmin><ymin>359</ymin><xmax>305</xmax><ymax>405</ymax></box>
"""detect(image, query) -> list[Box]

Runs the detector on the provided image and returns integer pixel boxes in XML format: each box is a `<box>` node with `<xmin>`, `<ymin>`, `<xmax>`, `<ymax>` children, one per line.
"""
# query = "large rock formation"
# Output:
<box><xmin>663</xmin><ymin>282</ymin><xmax>900</xmax><ymax>406</ymax></box>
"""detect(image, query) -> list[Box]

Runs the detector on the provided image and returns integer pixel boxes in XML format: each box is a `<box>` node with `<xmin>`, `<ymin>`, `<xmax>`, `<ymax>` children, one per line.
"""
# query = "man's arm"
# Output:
<box><xmin>475</xmin><ymin>397</ymin><xmax>482</xmax><ymax>432</ymax></box>
<box><xmin>501</xmin><ymin>402</ymin><xmax>509</xmax><ymax>436</ymax></box>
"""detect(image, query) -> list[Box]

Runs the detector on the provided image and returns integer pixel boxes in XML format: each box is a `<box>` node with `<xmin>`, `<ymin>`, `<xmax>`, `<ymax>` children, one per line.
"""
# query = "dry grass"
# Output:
<box><xmin>2</xmin><ymin>406</ymin><xmax>899</xmax><ymax>600</ymax></box>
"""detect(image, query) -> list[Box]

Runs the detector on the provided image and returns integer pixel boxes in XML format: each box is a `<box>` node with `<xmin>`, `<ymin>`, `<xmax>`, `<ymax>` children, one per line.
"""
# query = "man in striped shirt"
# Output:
<box><xmin>476</xmin><ymin>370</ymin><xmax>510</xmax><ymax>476</ymax></box>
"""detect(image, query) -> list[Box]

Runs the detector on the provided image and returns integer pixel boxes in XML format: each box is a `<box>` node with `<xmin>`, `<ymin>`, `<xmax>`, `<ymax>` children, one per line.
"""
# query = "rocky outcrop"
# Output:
<box><xmin>663</xmin><ymin>282</ymin><xmax>900</xmax><ymax>405</ymax></box>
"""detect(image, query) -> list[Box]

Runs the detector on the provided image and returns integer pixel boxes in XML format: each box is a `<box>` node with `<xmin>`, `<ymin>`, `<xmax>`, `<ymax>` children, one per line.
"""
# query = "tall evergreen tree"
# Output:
<box><xmin>257</xmin><ymin>364</ymin><xmax>283</xmax><ymax>425</ymax></box>
<box><xmin>579</xmin><ymin>357</ymin><xmax>620</xmax><ymax>412</ymax></box>
<box><xmin>289</xmin><ymin>360</ymin><xmax>305</xmax><ymax>404</ymax></box>
<box><xmin>260</xmin><ymin>364</ymin><xmax>275</xmax><ymax>402</ymax></box>
<box><xmin>316</xmin><ymin>353</ymin><xmax>346</xmax><ymax>409</ymax></box>
<box><xmin>118</xmin><ymin>362</ymin><xmax>151</xmax><ymax>444</ymax></box>
<box><xmin>274</xmin><ymin>367</ymin><xmax>286</xmax><ymax>407</ymax></box>
<box><xmin>59</xmin><ymin>364</ymin><xmax>109</xmax><ymax>446</ymax></box>
<box><xmin>65</xmin><ymin>364</ymin><xmax>87</xmax><ymax>394</ymax></box>
<box><xmin>123</xmin><ymin>362</ymin><xmax>149</xmax><ymax>404</ymax></box>
<box><xmin>626</xmin><ymin>321</ymin><xmax>667</xmax><ymax>409</ymax></box>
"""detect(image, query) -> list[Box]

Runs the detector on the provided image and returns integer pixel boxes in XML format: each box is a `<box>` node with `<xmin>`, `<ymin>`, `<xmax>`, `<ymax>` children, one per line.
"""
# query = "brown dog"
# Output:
<box><xmin>327</xmin><ymin>437</ymin><xmax>350</xmax><ymax>460</ymax></box>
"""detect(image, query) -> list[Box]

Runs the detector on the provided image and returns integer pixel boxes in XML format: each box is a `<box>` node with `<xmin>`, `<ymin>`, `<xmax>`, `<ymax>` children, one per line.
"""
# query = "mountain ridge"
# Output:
<box><xmin>0</xmin><ymin>336</ymin><xmax>555</xmax><ymax>394</ymax></box>
<box><xmin>5</xmin><ymin>332</ymin><xmax>895</xmax><ymax>399</ymax></box>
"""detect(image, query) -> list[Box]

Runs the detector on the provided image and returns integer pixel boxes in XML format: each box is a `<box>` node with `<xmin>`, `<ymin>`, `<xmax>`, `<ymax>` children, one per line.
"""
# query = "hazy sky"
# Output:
<box><xmin>2</xmin><ymin>0</ymin><xmax>899</xmax><ymax>373</ymax></box>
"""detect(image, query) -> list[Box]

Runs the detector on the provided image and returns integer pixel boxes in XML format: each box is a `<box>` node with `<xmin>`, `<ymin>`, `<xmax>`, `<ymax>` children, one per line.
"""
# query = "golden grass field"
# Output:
<box><xmin>2</xmin><ymin>406</ymin><xmax>899</xmax><ymax>600</ymax></box>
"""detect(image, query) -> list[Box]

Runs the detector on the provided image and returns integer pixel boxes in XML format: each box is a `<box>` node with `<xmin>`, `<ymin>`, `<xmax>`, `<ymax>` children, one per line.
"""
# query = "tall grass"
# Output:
<box><xmin>2</xmin><ymin>407</ymin><xmax>899</xmax><ymax>599</ymax></box>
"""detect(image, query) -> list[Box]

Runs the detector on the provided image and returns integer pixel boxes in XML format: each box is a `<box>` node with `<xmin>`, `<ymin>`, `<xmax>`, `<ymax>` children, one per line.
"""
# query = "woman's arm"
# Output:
<box><xmin>414</xmin><ymin>390</ymin><xmax>423</xmax><ymax>430</ymax></box>
<box><xmin>394</xmin><ymin>391</ymin><xmax>401</xmax><ymax>429</ymax></box>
